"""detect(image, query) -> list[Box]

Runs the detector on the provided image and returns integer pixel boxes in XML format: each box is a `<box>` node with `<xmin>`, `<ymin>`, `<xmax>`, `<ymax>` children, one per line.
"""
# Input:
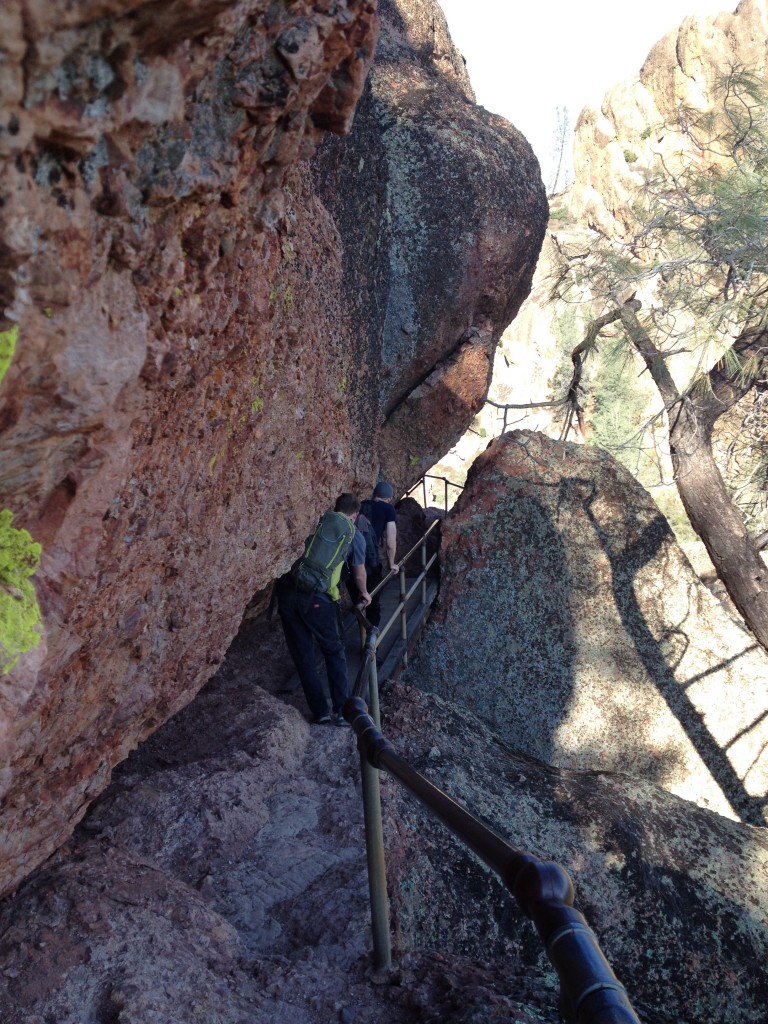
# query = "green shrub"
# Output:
<box><xmin>549</xmin><ymin>207</ymin><xmax>569</xmax><ymax>222</ymax></box>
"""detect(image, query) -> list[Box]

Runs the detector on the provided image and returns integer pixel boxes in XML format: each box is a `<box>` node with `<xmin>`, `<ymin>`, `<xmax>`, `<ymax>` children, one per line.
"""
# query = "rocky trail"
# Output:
<box><xmin>0</xmin><ymin>611</ymin><xmax>561</xmax><ymax>1024</ymax></box>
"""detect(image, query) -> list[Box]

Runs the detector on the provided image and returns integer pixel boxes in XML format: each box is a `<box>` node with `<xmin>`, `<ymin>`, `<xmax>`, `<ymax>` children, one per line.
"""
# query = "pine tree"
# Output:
<box><xmin>555</xmin><ymin>66</ymin><xmax>768</xmax><ymax>649</ymax></box>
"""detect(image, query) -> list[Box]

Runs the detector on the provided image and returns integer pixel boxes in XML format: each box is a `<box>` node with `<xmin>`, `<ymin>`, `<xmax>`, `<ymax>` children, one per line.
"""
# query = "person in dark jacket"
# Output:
<box><xmin>369</xmin><ymin>480</ymin><xmax>399</xmax><ymax>577</ymax></box>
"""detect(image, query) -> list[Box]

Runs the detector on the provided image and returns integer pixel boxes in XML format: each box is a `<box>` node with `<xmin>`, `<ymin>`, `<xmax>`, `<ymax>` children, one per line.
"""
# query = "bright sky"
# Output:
<box><xmin>437</xmin><ymin>0</ymin><xmax>737</xmax><ymax>187</ymax></box>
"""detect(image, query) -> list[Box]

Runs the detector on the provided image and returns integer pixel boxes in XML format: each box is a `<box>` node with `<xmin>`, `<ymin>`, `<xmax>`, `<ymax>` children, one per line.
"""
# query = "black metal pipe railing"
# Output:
<box><xmin>405</xmin><ymin>473</ymin><xmax>464</xmax><ymax>511</ymax></box>
<box><xmin>348</xmin><ymin>517</ymin><xmax>438</xmax><ymax>725</ymax></box>
<box><xmin>343</xmin><ymin>697</ymin><xmax>641</xmax><ymax>1024</ymax></box>
<box><xmin>347</xmin><ymin>517</ymin><xmax>439</xmax><ymax>670</ymax></box>
<box><xmin>349</xmin><ymin>609</ymin><xmax>378</xmax><ymax>697</ymax></box>
<box><xmin>369</xmin><ymin>517</ymin><xmax>440</xmax><ymax>602</ymax></box>
<box><xmin>345</xmin><ymin>517</ymin><xmax>441</xmax><ymax>971</ymax></box>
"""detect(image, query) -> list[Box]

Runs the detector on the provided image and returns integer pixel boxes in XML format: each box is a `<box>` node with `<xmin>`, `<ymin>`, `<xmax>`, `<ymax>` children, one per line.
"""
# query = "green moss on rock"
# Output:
<box><xmin>0</xmin><ymin>509</ymin><xmax>43</xmax><ymax>673</ymax></box>
<box><xmin>0</xmin><ymin>324</ymin><xmax>18</xmax><ymax>386</ymax></box>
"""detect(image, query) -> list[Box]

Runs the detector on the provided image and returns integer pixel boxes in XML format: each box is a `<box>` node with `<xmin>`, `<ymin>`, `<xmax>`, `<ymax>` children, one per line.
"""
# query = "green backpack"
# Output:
<box><xmin>292</xmin><ymin>511</ymin><xmax>355</xmax><ymax>598</ymax></box>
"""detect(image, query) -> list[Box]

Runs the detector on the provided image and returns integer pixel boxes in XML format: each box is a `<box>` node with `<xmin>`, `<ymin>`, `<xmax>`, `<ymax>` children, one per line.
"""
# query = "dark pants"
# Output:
<box><xmin>277</xmin><ymin>577</ymin><xmax>349</xmax><ymax>719</ymax></box>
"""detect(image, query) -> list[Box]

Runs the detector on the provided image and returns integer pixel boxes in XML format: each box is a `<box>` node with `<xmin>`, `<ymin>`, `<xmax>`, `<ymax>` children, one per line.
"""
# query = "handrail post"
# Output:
<box><xmin>408</xmin><ymin>474</ymin><xmax>464</xmax><ymax>512</ymax></box>
<box><xmin>344</xmin><ymin>696</ymin><xmax>391</xmax><ymax>973</ymax></box>
<box><xmin>347</xmin><ymin>706</ymin><xmax>641</xmax><ymax>1023</ymax></box>
<box><xmin>420</xmin><ymin>536</ymin><xmax>427</xmax><ymax>606</ymax></box>
<box><xmin>399</xmin><ymin>566</ymin><xmax>408</xmax><ymax>668</ymax></box>
<box><xmin>368</xmin><ymin>650</ymin><xmax>381</xmax><ymax>728</ymax></box>
<box><xmin>359</xmin><ymin>752</ymin><xmax>392</xmax><ymax>972</ymax></box>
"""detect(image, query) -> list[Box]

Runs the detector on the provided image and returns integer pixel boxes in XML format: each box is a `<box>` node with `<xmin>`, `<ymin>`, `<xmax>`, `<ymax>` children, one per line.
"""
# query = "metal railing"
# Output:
<box><xmin>344</xmin><ymin>519</ymin><xmax>641</xmax><ymax>1023</ymax></box>
<box><xmin>405</xmin><ymin>473</ymin><xmax>464</xmax><ymax>512</ymax></box>
<box><xmin>373</xmin><ymin>517</ymin><xmax>438</xmax><ymax>671</ymax></box>
<box><xmin>347</xmin><ymin>625</ymin><xmax>390</xmax><ymax>966</ymax></box>
<box><xmin>342</xmin><ymin>696</ymin><xmax>641</xmax><ymax>1023</ymax></box>
<box><xmin>349</xmin><ymin>516</ymin><xmax>439</xmax><ymax>698</ymax></box>
<box><xmin>345</xmin><ymin>517</ymin><xmax>441</xmax><ymax>973</ymax></box>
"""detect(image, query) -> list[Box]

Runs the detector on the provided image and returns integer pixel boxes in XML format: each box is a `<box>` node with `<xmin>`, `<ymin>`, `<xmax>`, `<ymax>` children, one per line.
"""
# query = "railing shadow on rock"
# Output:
<box><xmin>344</xmin><ymin>501</ymin><xmax>641</xmax><ymax>1024</ymax></box>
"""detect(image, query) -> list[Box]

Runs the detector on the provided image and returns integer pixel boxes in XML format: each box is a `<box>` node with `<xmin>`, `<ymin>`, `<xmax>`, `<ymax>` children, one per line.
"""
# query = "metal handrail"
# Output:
<box><xmin>344</xmin><ymin>511</ymin><xmax>639</xmax><ymax>1022</ymax></box>
<box><xmin>369</xmin><ymin>516</ymin><xmax>440</xmax><ymax>601</ymax></box>
<box><xmin>349</xmin><ymin>517</ymin><xmax>439</xmax><ymax>674</ymax></box>
<box><xmin>406</xmin><ymin>473</ymin><xmax>464</xmax><ymax>511</ymax></box>
<box><xmin>346</xmin><ymin>518</ymin><xmax>441</xmax><ymax>976</ymax></box>
<box><xmin>371</xmin><ymin>518</ymin><xmax>438</xmax><ymax>667</ymax></box>
<box><xmin>343</xmin><ymin>697</ymin><xmax>641</xmax><ymax>1024</ymax></box>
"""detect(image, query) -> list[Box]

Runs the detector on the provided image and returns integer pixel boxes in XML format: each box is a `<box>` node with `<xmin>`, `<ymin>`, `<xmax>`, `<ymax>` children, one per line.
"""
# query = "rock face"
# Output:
<box><xmin>570</xmin><ymin>0</ymin><xmax>768</xmax><ymax>237</ymax></box>
<box><xmin>383</xmin><ymin>683</ymin><xmax>768</xmax><ymax>1024</ymax></box>
<box><xmin>430</xmin><ymin>1</ymin><xmax>768</xmax><ymax>534</ymax></box>
<box><xmin>407</xmin><ymin>430</ymin><xmax>768</xmax><ymax>827</ymax></box>
<box><xmin>0</xmin><ymin>621</ymin><xmax>764</xmax><ymax>1024</ymax></box>
<box><xmin>316</xmin><ymin>0</ymin><xmax>545</xmax><ymax>480</ymax></box>
<box><xmin>0</xmin><ymin>0</ymin><xmax>547</xmax><ymax>897</ymax></box>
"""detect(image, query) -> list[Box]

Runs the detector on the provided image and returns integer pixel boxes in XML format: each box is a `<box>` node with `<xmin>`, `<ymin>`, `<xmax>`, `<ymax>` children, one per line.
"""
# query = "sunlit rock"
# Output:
<box><xmin>408</xmin><ymin>430</ymin><xmax>768</xmax><ymax>827</ymax></box>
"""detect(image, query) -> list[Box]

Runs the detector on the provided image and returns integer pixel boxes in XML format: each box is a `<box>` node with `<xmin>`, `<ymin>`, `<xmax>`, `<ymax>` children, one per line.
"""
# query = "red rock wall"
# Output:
<box><xmin>0</xmin><ymin>0</ymin><xmax>547</xmax><ymax>895</ymax></box>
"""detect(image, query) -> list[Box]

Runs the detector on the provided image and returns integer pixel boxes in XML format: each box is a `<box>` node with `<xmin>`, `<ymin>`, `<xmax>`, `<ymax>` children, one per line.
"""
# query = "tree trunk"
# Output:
<box><xmin>619</xmin><ymin>305</ymin><xmax>768</xmax><ymax>650</ymax></box>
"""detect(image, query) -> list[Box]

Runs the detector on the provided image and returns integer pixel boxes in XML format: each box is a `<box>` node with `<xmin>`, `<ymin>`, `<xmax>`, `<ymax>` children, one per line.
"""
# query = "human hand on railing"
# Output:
<box><xmin>357</xmin><ymin>591</ymin><xmax>372</xmax><ymax>609</ymax></box>
<box><xmin>389</xmin><ymin>562</ymin><xmax>400</xmax><ymax>575</ymax></box>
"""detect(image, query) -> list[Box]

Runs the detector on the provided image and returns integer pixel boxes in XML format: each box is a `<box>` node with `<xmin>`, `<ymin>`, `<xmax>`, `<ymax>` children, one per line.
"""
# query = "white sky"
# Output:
<box><xmin>437</xmin><ymin>0</ymin><xmax>737</xmax><ymax>186</ymax></box>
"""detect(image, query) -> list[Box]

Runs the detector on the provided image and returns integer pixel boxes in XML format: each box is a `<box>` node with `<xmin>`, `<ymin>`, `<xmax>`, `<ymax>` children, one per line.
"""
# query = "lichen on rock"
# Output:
<box><xmin>0</xmin><ymin>325</ymin><xmax>17</xmax><ymax>386</ymax></box>
<box><xmin>0</xmin><ymin>509</ymin><xmax>42</xmax><ymax>673</ymax></box>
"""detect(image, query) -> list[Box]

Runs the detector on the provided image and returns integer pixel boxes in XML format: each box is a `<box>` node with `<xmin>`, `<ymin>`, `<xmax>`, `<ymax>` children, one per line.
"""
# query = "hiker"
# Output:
<box><xmin>345</xmin><ymin>504</ymin><xmax>383</xmax><ymax>628</ymax></box>
<box><xmin>369</xmin><ymin>480</ymin><xmax>399</xmax><ymax>578</ymax></box>
<box><xmin>276</xmin><ymin>493</ymin><xmax>370</xmax><ymax>726</ymax></box>
<box><xmin>349</xmin><ymin>480</ymin><xmax>399</xmax><ymax>631</ymax></box>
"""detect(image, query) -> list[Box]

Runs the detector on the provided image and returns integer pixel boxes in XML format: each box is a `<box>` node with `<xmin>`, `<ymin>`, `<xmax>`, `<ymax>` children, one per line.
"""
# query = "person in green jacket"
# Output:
<box><xmin>277</xmin><ymin>493</ymin><xmax>370</xmax><ymax>725</ymax></box>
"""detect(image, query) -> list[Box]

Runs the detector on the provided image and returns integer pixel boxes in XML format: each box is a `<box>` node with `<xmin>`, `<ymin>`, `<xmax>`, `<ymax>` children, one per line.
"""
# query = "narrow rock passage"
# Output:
<box><xmin>4</xmin><ymin>599</ymin><xmax>764</xmax><ymax>1023</ymax></box>
<box><xmin>0</xmin><ymin>613</ymin><xmax>406</xmax><ymax>1023</ymax></box>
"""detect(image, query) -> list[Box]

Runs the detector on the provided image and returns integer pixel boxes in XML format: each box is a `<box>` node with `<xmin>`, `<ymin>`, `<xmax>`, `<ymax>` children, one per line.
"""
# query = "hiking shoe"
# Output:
<box><xmin>334</xmin><ymin>713</ymin><xmax>350</xmax><ymax>728</ymax></box>
<box><xmin>315</xmin><ymin>714</ymin><xmax>332</xmax><ymax>725</ymax></box>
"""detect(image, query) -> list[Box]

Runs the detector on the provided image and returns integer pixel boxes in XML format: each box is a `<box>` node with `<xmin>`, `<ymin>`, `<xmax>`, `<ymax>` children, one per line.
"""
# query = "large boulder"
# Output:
<box><xmin>0</xmin><ymin>0</ymin><xmax>547</xmax><ymax>897</ymax></box>
<box><xmin>383</xmin><ymin>682</ymin><xmax>768</xmax><ymax>1024</ymax></box>
<box><xmin>407</xmin><ymin>430</ymin><xmax>768</xmax><ymax>827</ymax></box>
<box><xmin>315</xmin><ymin>0</ymin><xmax>545</xmax><ymax>481</ymax></box>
